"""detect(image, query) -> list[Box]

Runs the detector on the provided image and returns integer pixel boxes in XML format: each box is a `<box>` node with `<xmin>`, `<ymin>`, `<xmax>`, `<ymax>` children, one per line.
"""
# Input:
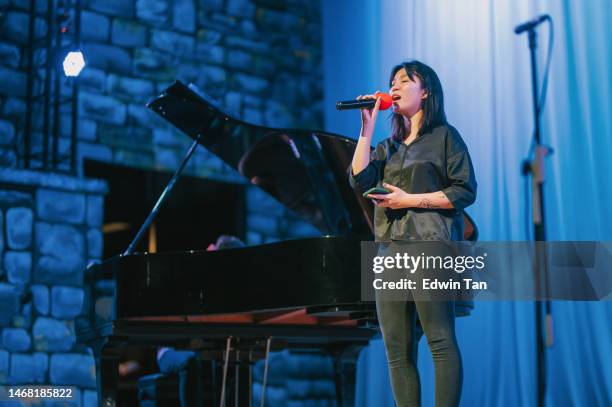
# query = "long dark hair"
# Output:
<box><xmin>389</xmin><ymin>60</ymin><xmax>447</xmax><ymax>142</ymax></box>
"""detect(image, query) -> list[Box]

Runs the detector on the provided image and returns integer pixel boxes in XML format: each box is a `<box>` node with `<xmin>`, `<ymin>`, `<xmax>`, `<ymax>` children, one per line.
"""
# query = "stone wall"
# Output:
<box><xmin>0</xmin><ymin>0</ymin><xmax>323</xmax><ymax>244</ymax></box>
<box><xmin>0</xmin><ymin>168</ymin><xmax>106</xmax><ymax>406</ymax></box>
<box><xmin>0</xmin><ymin>0</ymin><xmax>327</xmax><ymax>404</ymax></box>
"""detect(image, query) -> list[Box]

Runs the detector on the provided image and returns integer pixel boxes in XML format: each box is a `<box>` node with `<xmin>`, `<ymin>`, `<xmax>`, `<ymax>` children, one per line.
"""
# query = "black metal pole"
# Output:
<box><xmin>23</xmin><ymin>0</ymin><xmax>37</xmax><ymax>169</ymax></box>
<box><xmin>123</xmin><ymin>134</ymin><xmax>203</xmax><ymax>256</ymax></box>
<box><xmin>42</xmin><ymin>0</ymin><xmax>54</xmax><ymax>170</ymax></box>
<box><xmin>527</xmin><ymin>27</ymin><xmax>550</xmax><ymax>407</ymax></box>
<box><xmin>70</xmin><ymin>0</ymin><xmax>81</xmax><ymax>174</ymax></box>
<box><xmin>51</xmin><ymin>0</ymin><xmax>61</xmax><ymax>170</ymax></box>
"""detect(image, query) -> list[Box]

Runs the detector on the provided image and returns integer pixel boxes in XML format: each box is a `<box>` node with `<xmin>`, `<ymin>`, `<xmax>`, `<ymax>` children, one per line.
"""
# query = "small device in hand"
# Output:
<box><xmin>363</xmin><ymin>186</ymin><xmax>390</xmax><ymax>199</ymax></box>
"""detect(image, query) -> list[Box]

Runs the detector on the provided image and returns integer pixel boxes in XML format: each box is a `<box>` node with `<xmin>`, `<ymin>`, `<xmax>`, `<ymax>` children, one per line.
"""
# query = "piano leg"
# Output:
<box><xmin>90</xmin><ymin>338</ymin><xmax>121</xmax><ymax>407</ymax></box>
<box><xmin>333</xmin><ymin>345</ymin><xmax>364</xmax><ymax>407</ymax></box>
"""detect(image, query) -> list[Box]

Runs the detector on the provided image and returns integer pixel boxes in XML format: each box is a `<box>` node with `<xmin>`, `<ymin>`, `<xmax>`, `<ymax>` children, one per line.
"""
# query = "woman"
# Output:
<box><xmin>349</xmin><ymin>60</ymin><xmax>477</xmax><ymax>406</ymax></box>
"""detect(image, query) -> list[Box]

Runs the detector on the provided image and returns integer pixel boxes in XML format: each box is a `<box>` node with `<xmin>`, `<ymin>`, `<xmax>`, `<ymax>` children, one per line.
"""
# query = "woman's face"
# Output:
<box><xmin>390</xmin><ymin>68</ymin><xmax>427</xmax><ymax>117</ymax></box>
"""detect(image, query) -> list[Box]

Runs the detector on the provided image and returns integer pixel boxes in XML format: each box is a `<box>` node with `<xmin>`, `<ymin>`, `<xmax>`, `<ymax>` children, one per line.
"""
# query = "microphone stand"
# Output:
<box><xmin>521</xmin><ymin>26</ymin><xmax>553</xmax><ymax>407</ymax></box>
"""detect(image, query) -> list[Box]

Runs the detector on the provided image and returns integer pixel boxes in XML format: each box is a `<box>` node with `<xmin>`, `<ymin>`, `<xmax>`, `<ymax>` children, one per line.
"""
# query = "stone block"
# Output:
<box><xmin>114</xmin><ymin>149</ymin><xmax>155</xmax><ymax>168</ymax></box>
<box><xmin>82</xmin><ymin>43</ymin><xmax>131</xmax><ymax>75</ymax></box>
<box><xmin>232</xmin><ymin>73</ymin><xmax>268</xmax><ymax>94</ymax></box>
<box><xmin>153</xmin><ymin>128</ymin><xmax>181</xmax><ymax>147</ymax></box>
<box><xmin>227</xmin><ymin>0</ymin><xmax>255</xmax><ymax>18</ymax></box>
<box><xmin>98</xmin><ymin>124</ymin><xmax>153</xmax><ymax>150</ymax></box>
<box><xmin>1</xmin><ymin>97</ymin><xmax>26</xmax><ymax>123</ymax></box>
<box><xmin>264</xmin><ymin>100</ymin><xmax>294</xmax><ymax>128</ymax></box>
<box><xmin>107</xmin><ymin>74</ymin><xmax>154</xmax><ymax>101</ymax></box>
<box><xmin>36</xmin><ymin>189</ymin><xmax>85</xmax><ymax>225</ymax></box>
<box><xmin>51</xmin><ymin>286</ymin><xmax>84</xmax><ymax>319</ymax></box>
<box><xmin>127</xmin><ymin>103</ymin><xmax>163</xmax><ymax>128</ymax></box>
<box><xmin>256</xmin><ymin>9</ymin><xmax>302</xmax><ymax>32</ymax></box>
<box><xmin>243</xmin><ymin>108</ymin><xmax>263</xmax><ymax>125</ymax></box>
<box><xmin>0</xmin><ymin>190</ymin><xmax>32</xmax><ymax>206</ymax></box>
<box><xmin>205</xmin><ymin>13</ymin><xmax>238</xmax><ymax>32</ymax></box>
<box><xmin>243</xmin><ymin>94</ymin><xmax>263</xmax><ymax>108</ymax></box>
<box><xmin>4</xmin><ymin>251</ymin><xmax>32</xmax><ymax>284</ymax></box>
<box><xmin>136</xmin><ymin>0</ymin><xmax>170</xmax><ymax>26</ymax></box>
<box><xmin>0</xmin><ymin>209</ymin><xmax>3</xmax><ymax>259</ymax></box>
<box><xmin>86</xmin><ymin>195</ymin><xmax>104</xmax><ymax>227</ymax></box>
<box><xmin>240</xmin><ymin>20</ymin><xmax>256</xmax><ymax>37</ymax></box>
<box><xmin>111</xmin><ymin>19</ymin><xmax>147</xmax><ymax>47</ymax></box>
<box><xmin>202</xmin><ymin>66</ymin><xmax>226</xmax><ymax>87</ymax></box>
<box><xmin>60</xmin><ymin>115</ymin><xmax>97</xmax><ymax>142</ymax></box>
<box><xmin>78</xmin><ymin>67</ymin><xmax>107</xmax><ymax>92</ymax></box>
<box><xmin>34</xmin><ymin>223</ymin><xmax>85</xmax><ymax>285</ymax></box>
<box><xmin>283</xmin><ymin>219</ymin><xmax>319</xmax><ymax>238</ymax></box>
<box><xmin>151</xmin><ymin>30</ymin><xmax>194</xmax><ymax>58</ymax></box>
<box><xmin>50</xmin><ymin>353</ymin><xmax>96</xmax><ymax>388</ymax></box>
<box><xmin>86</xmin><ymin>0</ymin><xmax>134</xmax><ymax>18</ymax></box>
<box><xmin>194</xmin><ymin>43</ymin><xmax>224</xmax><ymax>65</ymax></box>
<box><xmin>0</xmin><ymin>12</ymin><xmax>47</xmax><ymax>45</ymax></box>
<box><xmin>31</xmin><ymin>284</ymin><xmax>49</xmax><ymax>315</ymax></box>
<box><xmin>83</xmin><ymin>390</ymin><xmax>98</xmax><ymax>407</ymax></box>
<box><xmin>0</xmin><ymin>283</ymin><xmax>20</xmax><ymax>327</ymax></box>
<box><xmin>154</xmin><ymin>148</ymin><xmax>180</xmax><ymax>170</ymax></box>
<box><xmin>133</xmin><ymin>48</ymin><xmax>177</xmax><ymax>81</ymax></box>
<box><xmin>246</xmin><ymin>231</ymin><xmax>261</xmax><ymax>245</ymax></box>
<box><xmin>224</xmin><ymin>91</ymin><xmax>242</xmax><ymax>116</ymax></box>
<box><xmin>79</xmin><ymin>91</ymin><xmax>127</xmax><ymax>125</ymax></box>
<box><xmin>0</xmin><ymin>66</ymin><xmax>27</xmax><ymax>97</ymax></box>
<box><xmin>12</xmin><ymin>301</ymin><xmax>32</xmax><ymax>329</ymax></box>
<box><xmin>77</xmin><ymin>142</ymin><xmax>113</xmax><ymax>168</ymax></box>
<box><xmin>0</xmin><ymin>149</ymin><xmax>17</xmax><ymax>168</ymax></box>
<box><xmin>0</xmin><ymin>119</ymin><xmax>15</xmax><ymax>145</ymax></box>
<box><xmin>247</xmin><ymin>214</ymin><xmax>278</xmax><ymax>236</ymax></box>
<box><xmin>173</xmin><ymin>0</ymin><xmax>196</xmax><ymax>33</ymax></box>
<box><xmin>9</xmin><ymin>353</ymin><xmax>35</xmax><ymax>384</ymax></box>
<box><xmin>196</xmin><ymin>28</ymin><xmax>222</xmax><ymax>45</ymax></box>
<box><xmin>198</xmin><ymin>0</ymin><xmax>223</xmax><ymax>11</ymax></box>
<box><xmin>2</xmin><ymin>328</ymin><xmax>31</xmax><ymax>352</ymax></box>
<box><xmin>247</xmin><ymin>188</ymin><xmax>284</xmax><ymax>216</ymax></box>
<box><xmin>86</xmin><ymin>228</ymin><xmax>103</xmax><ymax>258</ymax></box>
<box><xmin>33</xmin><ymin>352</ymin><xmax>48</xmax><ymax>383</ymax></box>
<box><xmin>32</xmin><ymin>317</ymin><xmax>75</xmax><ymax>352</ymax></box>
<box><xmin>81</xmin><ymin>11</ymin><xmax>110</xmax><ymax>42</ymax></box>
<box><xmin>0</xmin><ymin>41</ymin><xmax>20</xmax><ymax>68</ymax></box>
<box><xmin>227</xmin><ymin>49</ymin><xmax>251</xmax><ymax>69</ymax></box>
<box><xmin>0</xmin><ymin>349</ymin><xmax>8</xmax><ymax>382</ymax></box>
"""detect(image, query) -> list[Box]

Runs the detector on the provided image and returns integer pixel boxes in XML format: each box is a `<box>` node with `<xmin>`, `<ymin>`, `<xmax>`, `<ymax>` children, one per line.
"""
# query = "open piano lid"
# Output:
<box><xmin>147</xmin><ymin>80</ymin><xmax>374</xmax><ymax>236</ymax></box>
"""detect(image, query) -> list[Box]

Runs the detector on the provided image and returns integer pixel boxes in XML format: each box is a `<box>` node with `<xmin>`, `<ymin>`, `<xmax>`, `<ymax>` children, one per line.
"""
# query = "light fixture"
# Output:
<box><xmin>62</xmin><ymin>50</ymin><xmax>85</xmax><ymax>77</ymax></box>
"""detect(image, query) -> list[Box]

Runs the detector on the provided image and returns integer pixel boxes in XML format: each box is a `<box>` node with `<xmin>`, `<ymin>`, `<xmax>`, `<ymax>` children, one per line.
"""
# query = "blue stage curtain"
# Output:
<box><xmin>322</xmin><ymin>1</ymin><xmax>612</xmax><ymax>405</ymax></box>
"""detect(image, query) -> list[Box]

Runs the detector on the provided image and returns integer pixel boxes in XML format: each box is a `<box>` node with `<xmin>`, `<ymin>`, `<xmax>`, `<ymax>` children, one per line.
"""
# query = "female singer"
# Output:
<box><xmin>349</xmin><ymin>60</ymin><xmax>477</xmax><ymax>406</ymax></box>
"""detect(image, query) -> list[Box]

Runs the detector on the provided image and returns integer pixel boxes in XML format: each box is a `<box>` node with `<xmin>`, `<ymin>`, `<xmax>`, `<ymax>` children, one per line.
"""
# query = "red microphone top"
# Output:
<box><xmin>374</xmin><ymin>92</ymin><xmax>393</xmax><ymax>110</ymax></box>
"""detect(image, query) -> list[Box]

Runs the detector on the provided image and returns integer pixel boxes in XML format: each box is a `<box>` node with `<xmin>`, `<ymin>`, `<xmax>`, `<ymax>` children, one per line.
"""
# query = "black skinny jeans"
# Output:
<box><xmin>376</xmin><ymin>297</ymin><xmax>463</xmax><ymax>407</ymax></box>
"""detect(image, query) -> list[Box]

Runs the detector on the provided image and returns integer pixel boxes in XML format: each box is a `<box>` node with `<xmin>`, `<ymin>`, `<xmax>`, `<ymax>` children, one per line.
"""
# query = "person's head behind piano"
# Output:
<box><xmin>207</xmin><ymin>235</ymin><xmax>245</xmax><ymax>251</ymax></box>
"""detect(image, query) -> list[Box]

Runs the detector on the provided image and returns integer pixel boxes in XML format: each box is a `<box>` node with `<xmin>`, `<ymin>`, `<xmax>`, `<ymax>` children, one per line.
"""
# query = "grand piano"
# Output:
<box><xmin>77</xmin><ymin>81</ymin><xmax>477</xmax><ymax>407</ymax></box>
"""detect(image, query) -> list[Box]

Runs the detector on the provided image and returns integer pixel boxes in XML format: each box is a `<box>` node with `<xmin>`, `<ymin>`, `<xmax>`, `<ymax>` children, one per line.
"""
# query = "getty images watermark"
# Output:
<box><xmin>360</xmin><ymin>241</ymin><xmax>612</xmax><ymax>301</ymax></box>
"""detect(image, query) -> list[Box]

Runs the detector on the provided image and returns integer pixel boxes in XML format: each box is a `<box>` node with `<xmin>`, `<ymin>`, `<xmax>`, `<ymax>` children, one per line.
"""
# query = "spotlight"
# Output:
<box><xmin>62</xmin><ymin>51</ymin><xmax>85</xmax><ymax>77</ymax></box>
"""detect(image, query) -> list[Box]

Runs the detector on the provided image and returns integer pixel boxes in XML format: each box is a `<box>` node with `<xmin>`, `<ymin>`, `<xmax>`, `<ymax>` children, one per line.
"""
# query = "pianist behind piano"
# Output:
<box><xmin>155</xmin><ymin>235</ymin><xmax>245</xmax><ymax>407</ymax></box>
<box><xmin>349</xmin><ymin>60</ymin><xmax>477</xmax><ymax>407</ymax></box>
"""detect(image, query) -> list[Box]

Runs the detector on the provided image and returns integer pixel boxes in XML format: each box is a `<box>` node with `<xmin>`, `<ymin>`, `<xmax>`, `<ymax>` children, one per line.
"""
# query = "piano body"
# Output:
<box><xmin>78</xmin><ymin>82</ymin><xmax>478</xmax><ymax>407</ymax></box>
<box><xmin>79</xmin><ymin>81</ymin><xmax>381</xmax><ymax>407</ymax></box>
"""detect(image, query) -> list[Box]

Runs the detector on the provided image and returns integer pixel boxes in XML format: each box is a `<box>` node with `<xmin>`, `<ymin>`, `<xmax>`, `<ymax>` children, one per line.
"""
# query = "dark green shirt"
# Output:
<box><xmin>349</xmin><ymin>124</ymin><xmax>477</xmax><ymax>242</ymax></box>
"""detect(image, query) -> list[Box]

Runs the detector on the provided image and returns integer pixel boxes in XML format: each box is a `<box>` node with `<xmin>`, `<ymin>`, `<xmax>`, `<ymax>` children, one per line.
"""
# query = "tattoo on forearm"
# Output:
<box><xmin>418</xmin><ymin>198</ymin><xmax>439</xmax><ymax>208</ymax></box>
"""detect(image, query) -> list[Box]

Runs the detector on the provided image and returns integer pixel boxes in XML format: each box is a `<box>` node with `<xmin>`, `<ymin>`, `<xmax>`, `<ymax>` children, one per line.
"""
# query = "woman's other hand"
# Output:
<box><xmin>368</xmin><ymin>183</ymin><xmax>412</xmax><ymax>209</ymax></box>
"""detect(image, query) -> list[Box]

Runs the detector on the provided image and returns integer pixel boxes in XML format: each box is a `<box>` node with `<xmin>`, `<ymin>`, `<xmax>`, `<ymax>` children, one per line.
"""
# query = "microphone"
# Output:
<box><xmin>514</xmin><ymin>14</ymin><xmax>550</xmax><ymax>34</ymax></box>
<box><xmin>336</xmin><ymin>92</ymin><xmax>393</xmax><ymax>111</ymax></box>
